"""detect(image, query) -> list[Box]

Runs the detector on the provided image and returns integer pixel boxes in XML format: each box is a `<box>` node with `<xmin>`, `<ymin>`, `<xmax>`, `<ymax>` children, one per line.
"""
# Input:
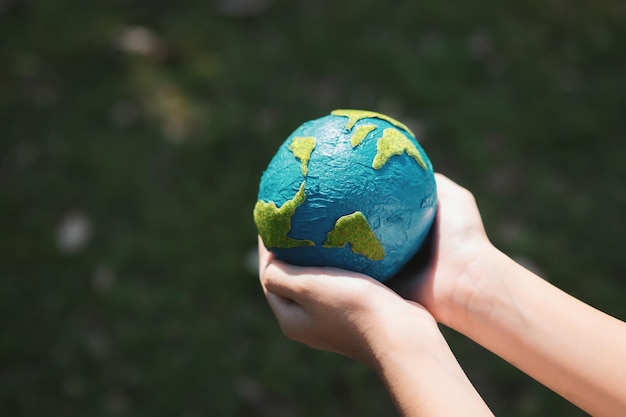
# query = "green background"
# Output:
<box><xmin>2</xmin><ymin>1</ymin><xmax>625</xmax><ymax>415</ymax></box>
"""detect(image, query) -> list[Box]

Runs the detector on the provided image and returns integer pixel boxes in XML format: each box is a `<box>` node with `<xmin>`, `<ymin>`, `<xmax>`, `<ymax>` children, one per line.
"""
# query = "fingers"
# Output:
<box><xmin>258</xmin><ymin>236</ymin><xmax>375</xmax><ymax>299</ymax></box>
<box><xmin>262</xmin><ymin>260</ymin><xmax>310</xmax><ymax>301</ymax></box>
<box><xmin>264</xmin><ymin>291</ymin><xmax>312</xmax><ymax>338</ymax></box>
<box><xmin>258</xmin><ymin>236</ymin><xmax>271</xmax><ymax>277</ymax></box>
<box><xmin>257</xmin><ymin>237</ymin><xmax>312</xmax><ymax>305</ymax></box>
<box><xmin>258</xmin><ymin>238</ymin><xmax>313</xmax><ymax>340</ymax></box>
<box><xmin>258</xmin><ymin>237</ymin><xmax>299</xmax><ymax>299</ymax></box>
<box><xmin>434</xmin><ymin>172</ymin><xmax>451</xmax><ymax>184</ymax></box>
<box><xmin>434</xmin><ymin>173</ymin><xmax>472</xmax><ymax>201</ymax></box>
<box><xmin>434</xmin><ymin>173</ymin><xmax>482</xmax><ymax>226</ymax></box>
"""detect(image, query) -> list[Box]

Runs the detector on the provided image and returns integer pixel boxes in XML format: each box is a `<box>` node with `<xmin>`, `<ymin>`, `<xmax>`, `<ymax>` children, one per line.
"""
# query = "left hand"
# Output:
<box><xmin>258</xmin><ymin>237</ymin><xmax>445</xmax><ymax>368</ymax></box>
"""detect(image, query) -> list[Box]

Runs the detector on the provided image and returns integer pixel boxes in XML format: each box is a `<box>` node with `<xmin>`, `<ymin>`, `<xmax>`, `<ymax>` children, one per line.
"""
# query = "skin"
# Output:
<box><xmin>258</xmin><ymin>173</ymin><xmax>626</xmax><ymax>416</ymax></box>
<box><xmin>259</xmin><ymin>243</ymin><xmax>494</xmax><ymax>416</ymax></box>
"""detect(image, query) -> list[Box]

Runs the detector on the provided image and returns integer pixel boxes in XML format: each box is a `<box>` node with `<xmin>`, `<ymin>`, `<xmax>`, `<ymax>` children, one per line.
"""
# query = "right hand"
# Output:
<box><xmin>395</xmin><ymin>173</ymin><xmax>497</xmax><ymax>327</ymax></box>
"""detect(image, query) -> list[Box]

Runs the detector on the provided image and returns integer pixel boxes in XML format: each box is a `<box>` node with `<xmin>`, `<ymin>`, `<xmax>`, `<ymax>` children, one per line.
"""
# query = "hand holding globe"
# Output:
<box><xmin>255</xmin><ymin>117</ymin><xmax>626</xmax><ymax>416</ymax></box>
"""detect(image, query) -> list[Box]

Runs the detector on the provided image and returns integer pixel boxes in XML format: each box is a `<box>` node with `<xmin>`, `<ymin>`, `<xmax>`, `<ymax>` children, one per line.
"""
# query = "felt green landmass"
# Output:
<box><xmin>323</xmin><ymin>211</ymin><xmax>385</xmax><ymax>261</ymax></box>
<box><xmin>254</xmin><ymin>181</ymin><xmax>314</xmax><ymax>249</ymax></box>
<box><xmin>331</xmin><ymin>109</ymin><xmax>415</xmax><ymax>137</ymax></box>
<box><xmin>289</xmin><ymin>136</ymin><xmax>316</xmax><ymax>175</ymax></box>
<box><xmin>350</xmin><ymin>123</ymin><xmax>377</xmax><ymax>148</ymax></box>
<box><xmin>372</xmin><ymin>128</ymin><xmax>427</xmax><ymax>170</ymax></box>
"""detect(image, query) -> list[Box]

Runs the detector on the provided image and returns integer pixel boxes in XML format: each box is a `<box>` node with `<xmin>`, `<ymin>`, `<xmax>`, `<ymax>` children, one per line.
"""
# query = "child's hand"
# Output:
<box><xmin>258</xmin><ymin>239</ymin><xmax>444</xmax><ymax>368</ymax></box>
<box><xmin>258</xmin><ymin>235</ymin><xmax>494</xmax><ymax>416</ymax></box>
<box><xmin>395</xmin><ymin>173</ymin><xmax>496</xmax><ymax>328</ymax></box>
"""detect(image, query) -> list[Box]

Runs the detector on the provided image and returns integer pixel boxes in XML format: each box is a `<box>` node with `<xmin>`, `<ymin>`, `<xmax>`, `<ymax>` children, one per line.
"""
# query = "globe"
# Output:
<box><xmin>254</xmin><ymin>109</ymin><xmax>437</xmax><ymax>282</ymax></box>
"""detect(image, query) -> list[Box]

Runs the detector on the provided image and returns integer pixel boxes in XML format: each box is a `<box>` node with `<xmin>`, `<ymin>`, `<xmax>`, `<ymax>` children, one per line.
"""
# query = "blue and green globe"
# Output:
<box><xmin>254</xmin><ymin>109</ymin><xmax>437</xmax><ymax>282</ymax></box>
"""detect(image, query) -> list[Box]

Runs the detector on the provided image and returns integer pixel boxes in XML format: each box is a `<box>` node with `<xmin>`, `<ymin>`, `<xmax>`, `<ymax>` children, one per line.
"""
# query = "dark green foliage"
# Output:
<box><xmin>1</xmin><ymin>0</ymin><xmax>625</xmax><ymax>415</ymax></box>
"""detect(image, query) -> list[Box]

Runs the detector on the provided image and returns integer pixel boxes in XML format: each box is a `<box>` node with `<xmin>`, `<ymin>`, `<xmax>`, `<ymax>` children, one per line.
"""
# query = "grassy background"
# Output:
<box><xmin>2</xmin><ymin>0</ymin><xmax>625</xmax><ymax>415</ymax></box>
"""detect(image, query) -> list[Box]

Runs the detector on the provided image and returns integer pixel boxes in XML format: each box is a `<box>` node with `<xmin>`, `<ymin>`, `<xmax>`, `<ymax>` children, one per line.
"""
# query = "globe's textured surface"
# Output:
<box><xmin>254</xmin><ymin>110</ymin><xmax>437</xmax><ymax>282</ymax></box>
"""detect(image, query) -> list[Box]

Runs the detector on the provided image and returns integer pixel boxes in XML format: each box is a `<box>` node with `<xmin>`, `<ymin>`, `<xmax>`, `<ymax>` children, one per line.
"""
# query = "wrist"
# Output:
<box><xmin>365</xmin><ymin>308</ymin><xmax>451</xmax><ymax>373</ymax></box>
<box><xmin>369</xmin><ymin>317</ymin><xmax>495</xmax><ymax>417</ymax></box>
<box><xmin>438</xmin><ymin>243</ymin><xmax>508</xmax><ymax>332</ymax></box>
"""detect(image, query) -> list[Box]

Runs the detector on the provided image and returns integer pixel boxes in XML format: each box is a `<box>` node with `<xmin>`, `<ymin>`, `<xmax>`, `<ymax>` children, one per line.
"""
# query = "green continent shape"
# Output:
<box><xmin>253</xmin><ymin>181</ymin><xmax>314</xmax><ymax>249</ymax></box>
<box><xmin>350</xmin><ymin>123</ymin><xmax>377</xmax><ymax>147</ymax></box>
<box><xmin>331</xmin><ymin>109</ymin><xmax>415</xmax><ymax>137</ymax></box>
<box><xmin>323</xmin><ymin>211</ymin><xmax>385</xmax><ymax>261</ymax></box>
<box><xmin>289</xmin><ymin>136</ymin><xmax>316</xmax><ymax>175</ymax></box>
<box><xmin>372</xmin><ymin>128</ymin><xmax>427</xmax><ymax>170</ymax></box>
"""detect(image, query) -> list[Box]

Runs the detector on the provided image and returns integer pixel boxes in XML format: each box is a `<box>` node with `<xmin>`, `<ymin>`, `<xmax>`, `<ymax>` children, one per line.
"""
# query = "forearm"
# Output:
<box><xmin>448</xmin><ymin>247</ymin><xmax>626</xmax><ymax>416</ymax></box>
<box><xmin>372</xmin><ymin>332</ymin><xmax>493</xmax><ymax>417</ymax></box>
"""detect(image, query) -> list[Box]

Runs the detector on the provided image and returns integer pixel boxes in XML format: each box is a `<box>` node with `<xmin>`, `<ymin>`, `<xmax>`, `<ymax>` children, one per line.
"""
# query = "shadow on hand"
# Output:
<box><xmin>386</xmin><ymin>219</ymin><xmax>438</xmax><ymax>300</ymax></box>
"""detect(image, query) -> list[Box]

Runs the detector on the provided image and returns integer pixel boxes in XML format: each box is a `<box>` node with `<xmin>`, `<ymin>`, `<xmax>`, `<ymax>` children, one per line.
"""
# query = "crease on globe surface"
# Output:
<box><xmin>253</xmin><ymin>109</ymin><xmax>437</xmax><ymax>282</ymax></box>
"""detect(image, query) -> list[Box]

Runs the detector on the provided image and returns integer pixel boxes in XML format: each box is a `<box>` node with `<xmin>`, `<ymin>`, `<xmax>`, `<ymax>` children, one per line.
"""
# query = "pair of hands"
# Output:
<box><xmin>258</xmin><ymin>173</ymin><xmax>493</xmax><ymax>366</ymax></box>
<box><xmin>260</xmin><ymin>174</ymin><xmax>626</xmax><ymax>416</ymax></box>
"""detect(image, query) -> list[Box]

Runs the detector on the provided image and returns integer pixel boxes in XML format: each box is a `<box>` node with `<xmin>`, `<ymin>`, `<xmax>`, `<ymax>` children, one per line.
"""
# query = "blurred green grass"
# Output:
<box><xmin>1</xmin><ymin>0</ymin><xmax>625</xmax><ymax>415</ymax></box>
